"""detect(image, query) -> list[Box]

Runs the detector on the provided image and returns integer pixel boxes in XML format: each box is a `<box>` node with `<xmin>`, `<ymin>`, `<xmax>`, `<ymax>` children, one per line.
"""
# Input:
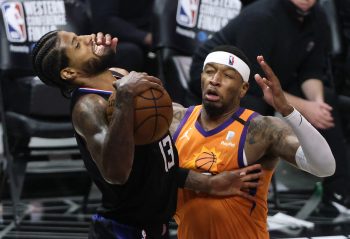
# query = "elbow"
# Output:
<box><xmin>323</xmin><ymin>155</ymin><xmax>336</xmax><ymax>177</ymax></box>
<box><xmin>324</xmin><ymin>156</ymin><xmax>336</xmax><ymax>177</ymax></box>
<box><xmin>100</xmin><ymin>148</ymin><xmax>134</xmax><ymax>185</ymax></box>
<box><xmin>314</xmin><ymin>156</ymin><xmax>336</xmax><ymax>178</ymax></box>
<box><xmin>102</xmin><ymin>165</ymin><xmax>132</xmax><ymax>185</ymax></box>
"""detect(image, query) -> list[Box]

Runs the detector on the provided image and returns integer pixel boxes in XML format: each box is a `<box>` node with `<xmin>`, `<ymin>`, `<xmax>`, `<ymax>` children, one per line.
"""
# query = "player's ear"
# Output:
<box><xmin>240</xmin><ymin>82</ymin><xmax>249</xmax><ymax>98</ymax></box>
<box><xmin>60</xmin><ymin>67</ymin><xmax>78</xmax><ymax>80</ymax></box>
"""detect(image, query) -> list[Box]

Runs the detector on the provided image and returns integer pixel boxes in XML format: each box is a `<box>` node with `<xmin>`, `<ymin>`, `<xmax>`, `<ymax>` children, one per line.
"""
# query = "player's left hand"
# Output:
<box><xmin>208</xmin><ymin>164</ymin><xmax>262</xmax><ymax>201</ymax></box>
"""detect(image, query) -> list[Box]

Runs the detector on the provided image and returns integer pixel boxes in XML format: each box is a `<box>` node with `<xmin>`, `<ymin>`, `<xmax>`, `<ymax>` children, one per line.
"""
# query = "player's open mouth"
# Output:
<box><xmin>205</xmin><ymin>89</ymin><xmax>220</xmax><ymax>101</ymax></box>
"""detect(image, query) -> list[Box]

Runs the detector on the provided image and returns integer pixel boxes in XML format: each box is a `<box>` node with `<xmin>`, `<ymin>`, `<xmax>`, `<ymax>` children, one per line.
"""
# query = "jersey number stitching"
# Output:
<box><xmin>159</xmin><ymin>135</ymin><xmax>175</xmax><ymax>172</ymax></box>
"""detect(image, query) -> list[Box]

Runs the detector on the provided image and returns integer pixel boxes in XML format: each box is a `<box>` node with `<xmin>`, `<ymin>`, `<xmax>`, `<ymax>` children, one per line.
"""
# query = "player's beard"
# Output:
<box><xmin>82</xmin><ymin>49</ymin><xmax>115</xmax><ymax>76</ymax></box>
<box><xmin>202</xmin><ymin>101</ymin><xmax>227</xmax><ymax>118</ymax></box>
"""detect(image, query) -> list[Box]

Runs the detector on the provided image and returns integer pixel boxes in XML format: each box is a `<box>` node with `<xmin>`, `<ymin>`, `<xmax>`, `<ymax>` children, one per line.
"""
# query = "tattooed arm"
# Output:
<box><xmin>169</xmin><ymin>102</ymin><xmax>187</xmax><ymax>136</ymax></box>
<box><xmin>72</xmin><ymin>72</ymin><xmax>164</xmax><ymax>184</ymax></box>
<box><xmin>183</xmin><ymin>164</ymin><xmax>262</xmax><ymax>199</ymax></box>
<box><xmin>246</xmin><ymin>113</ymin><xmax>335</xmax><ymax>177</ymax></box>
<box><xmin>245</xmin><ymin>115</ymin><xmax>300</xmax><ymax>168</ymax></box>
<box><xmin>72</xmin><ymin>93</ymin><xmax>135</xmax><ymax>185</ymax></box>
<box><xmin>72</xmin><ymin>94</ymin><xmax>132</xmax><ymax>182</ymax></box>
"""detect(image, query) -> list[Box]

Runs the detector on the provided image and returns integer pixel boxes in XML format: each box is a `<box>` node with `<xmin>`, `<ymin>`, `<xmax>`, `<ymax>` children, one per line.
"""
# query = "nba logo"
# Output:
<box><xmin>1</xmin><ymin>2</ymin><xmax>27</xmax><ymax>43</ymax></box>
<box><xmin>176</xmin><ymin>0</ymin><xmax>200</xmax><ymax>28</ymax></box>
<box><xmin>229</xmin><ymin>55</ymin><xmax>234</xmax><ymax>66</ymax></box>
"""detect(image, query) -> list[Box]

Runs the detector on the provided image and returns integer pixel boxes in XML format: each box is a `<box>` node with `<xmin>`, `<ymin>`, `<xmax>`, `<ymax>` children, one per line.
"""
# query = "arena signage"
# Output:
<box><xmin>1</xmin><ymin>0</ymin><xmax>66</xmax><ymax>45</ymax></box>
<box><xmin>176</xmin><ymin>0</ymin><xmax>241</xmax><ymax>42</ymax></box>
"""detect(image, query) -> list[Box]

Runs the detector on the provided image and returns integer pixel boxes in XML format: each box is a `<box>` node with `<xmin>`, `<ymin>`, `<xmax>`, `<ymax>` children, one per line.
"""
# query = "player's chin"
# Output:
<box><xmin>202</xmin><ymin>101</ymin><xmax>224</xmax><ymax>117</ymax></box>
<box><xmin>203</xmin><ymin>98</ymin><xmax>221</xmax><ymax>107</ymax></box>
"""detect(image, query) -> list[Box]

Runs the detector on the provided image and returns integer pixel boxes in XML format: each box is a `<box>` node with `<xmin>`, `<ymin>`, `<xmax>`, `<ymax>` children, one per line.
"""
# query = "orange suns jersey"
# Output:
<box><xmin>173</xmin><ymin>105</ymin><xmax>274</xmax><ymax>239</ymax></box>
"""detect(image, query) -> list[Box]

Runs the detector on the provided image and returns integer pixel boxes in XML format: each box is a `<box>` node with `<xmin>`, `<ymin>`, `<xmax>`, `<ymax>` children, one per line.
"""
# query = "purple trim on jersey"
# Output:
<box><xmin>77</xmin><ymin>88</ymin><xmax>113</xmax><ymax>95</ymax></box>
<box><xmin>238</xmin><ymin>112</ymin><xmax>259</xmax><ymax>168</ymax></box>
<box><xmin>173</xmin><ymin>106</ymin><xmax>195</xmax><ymax>142</ymax></box>
<box><xmin>195</xmin><ymin>107</ymin><xmax>245</xmax><ymax>137</ymax></box>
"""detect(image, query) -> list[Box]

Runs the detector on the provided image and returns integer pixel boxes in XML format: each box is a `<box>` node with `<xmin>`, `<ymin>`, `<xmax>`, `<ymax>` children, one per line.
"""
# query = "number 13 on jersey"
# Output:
<box><xmin>159</xmin><ymin>135</ymin><xmax>175</xmax><ymax>172</ymax></box>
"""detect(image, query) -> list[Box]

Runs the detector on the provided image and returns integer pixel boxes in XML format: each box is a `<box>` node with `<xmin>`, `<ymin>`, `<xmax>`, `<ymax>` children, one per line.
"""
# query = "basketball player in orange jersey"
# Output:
<box><xmin>171</xmin><ymin>45</ymin><xmax>336</xmax><ymax>239</ymax></box>
<box><xmin>32</xmin><ymin>31</ymin><xmax>262</xmax><ymax>239</ymax></box>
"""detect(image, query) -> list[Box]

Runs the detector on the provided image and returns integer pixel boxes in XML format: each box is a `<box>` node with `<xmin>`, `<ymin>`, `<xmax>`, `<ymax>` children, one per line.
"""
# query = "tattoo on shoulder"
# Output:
<box><xmin>172</xmin><ymin>103</ymin><xmax>187</xmax><ymax>122</ymax></box>
<box><xmin>169</xmin><ymin>104</ymin><xmax>187</xmax><ymax>136</ymax></box>
<box><xmin>173</xmin><ymin>108</ymin><xmax>186</xmax><ymax>122</ymax></box>
<box><xmin>247</xmin><ymin>117</ymin><xmax>263</xmax><ymax>145</ymax></box>
<box><xmin>248</xmin><ymin>116</ymin><xmax>294</xmax><ymax>146</ymax></box>
<box><xmin>247</xmin><ymin>116</ymin><xmax>283</xmax><ymax>145</ymax></box>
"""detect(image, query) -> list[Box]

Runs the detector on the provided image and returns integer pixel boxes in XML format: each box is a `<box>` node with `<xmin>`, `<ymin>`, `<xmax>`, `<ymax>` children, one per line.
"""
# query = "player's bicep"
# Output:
<box><xmin>72</xmin><ymin>95</ymin><xmax>109</xmax><ymax>163</ymax></box>
<box><xmin>269</xmin><ymin>117</ymin><xmax>300</xmax><ymax>167</ymax></box>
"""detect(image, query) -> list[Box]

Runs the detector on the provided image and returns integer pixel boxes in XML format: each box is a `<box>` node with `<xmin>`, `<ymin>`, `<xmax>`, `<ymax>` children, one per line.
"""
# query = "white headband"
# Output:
<box><xmin>203</xmin><ymin>51</ymin><xmax>250</xmax><ymax>82</ymax></box>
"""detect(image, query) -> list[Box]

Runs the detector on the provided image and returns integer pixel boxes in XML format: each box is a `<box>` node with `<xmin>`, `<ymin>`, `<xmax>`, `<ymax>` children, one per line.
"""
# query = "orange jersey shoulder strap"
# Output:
<box><xmin>173</xmin><ymin>105</ymin><xmax>199</xmax><ymax>142</ymax></box>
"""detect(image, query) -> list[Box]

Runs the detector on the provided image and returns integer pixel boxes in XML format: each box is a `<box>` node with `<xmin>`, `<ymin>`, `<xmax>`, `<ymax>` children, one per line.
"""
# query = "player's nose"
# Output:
<box><xmin>210</xmin><ymin>72</ymin><xmax>222</xmax><ymax>85</ymax></box>
<box><xmin>78</xmin><ymin>35</ymin><xmax>92</xmax><ymax>45</ymax></box>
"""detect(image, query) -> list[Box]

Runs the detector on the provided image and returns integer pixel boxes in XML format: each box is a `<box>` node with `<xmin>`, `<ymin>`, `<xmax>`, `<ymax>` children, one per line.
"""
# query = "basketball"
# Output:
<box><xmin>106</xmin><ymin>87</ymin><xmax>173</xmax><ymax>145</ymax></box>
<box><xmin>195</xmin><ymin>151</ymin><xmax>217</xmax><ymax>172</ymax></box>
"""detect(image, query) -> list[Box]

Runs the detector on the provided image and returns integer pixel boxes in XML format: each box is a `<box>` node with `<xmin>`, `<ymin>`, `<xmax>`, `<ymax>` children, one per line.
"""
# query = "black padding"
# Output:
<box><xmin>5</xmin><ymin>111</ymin><xmax>74</xmax><ymax>138</ymax></box>
<box><xmin>4</xmin><ymin>76</ymin><xmax>70</xmax><ymax>117</ymax></box>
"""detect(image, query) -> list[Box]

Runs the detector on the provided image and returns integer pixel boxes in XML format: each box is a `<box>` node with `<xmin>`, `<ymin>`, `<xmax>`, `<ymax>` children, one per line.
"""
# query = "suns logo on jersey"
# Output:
<box><xmin>1</xmin><ymin>2</ymin><xmax>26</xmax><ymax>43</ymax></box>
<box><xmin>176</xmin><ymin>0</ymin><xmax>200</xmax><ymax>28</ymax></box>
<box><xmin>182</xmin><ymin>146</ymin><xmax>221</xmax><ymax>174</ymax></box>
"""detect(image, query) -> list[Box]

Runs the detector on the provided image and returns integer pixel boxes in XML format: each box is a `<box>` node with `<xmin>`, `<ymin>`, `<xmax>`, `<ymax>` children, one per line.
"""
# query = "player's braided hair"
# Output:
<box><xmin>32</xmin><ymin>30</ymin><xmax>73</xmax><ymax>97</ymax></box>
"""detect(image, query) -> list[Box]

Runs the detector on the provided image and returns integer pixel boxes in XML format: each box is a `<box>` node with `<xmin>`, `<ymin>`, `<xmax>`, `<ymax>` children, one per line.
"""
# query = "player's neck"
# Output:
<box><xmin>199</xmin><ymin>106</ymin><xmax>239</xmax><ymax>131</ymax></box>
<box><xmin>78</xmin><ymin>71</ymin><xmax>115</xmax><ymax>91</ymax></box>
